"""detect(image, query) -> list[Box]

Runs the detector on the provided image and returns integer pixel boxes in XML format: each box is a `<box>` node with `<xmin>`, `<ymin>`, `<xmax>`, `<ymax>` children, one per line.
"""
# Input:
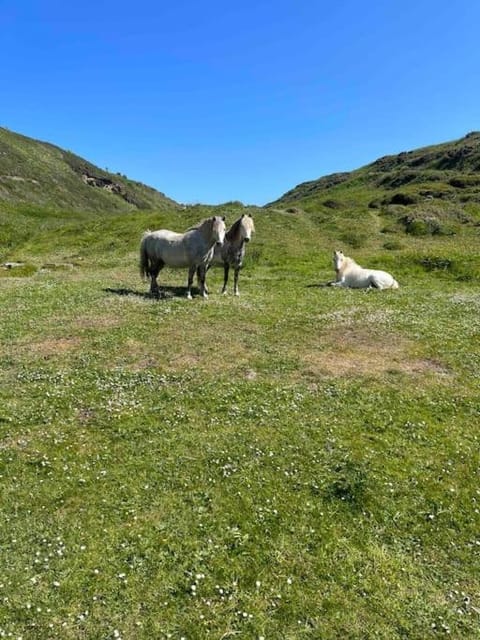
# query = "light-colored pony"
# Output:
<box><xmin>204</xmin><ymin>213</ymin><xmax>255</xmax><ymax>295</ymax></box>
<box><xmin>139</xmin><ymin>216</ymin><xmax>226</xmax><ymax>299</ymax></box>
<box><xmin>330</xmin><ymin>250</ymin><xmax>399</xmax><ymax>289</ymax></box>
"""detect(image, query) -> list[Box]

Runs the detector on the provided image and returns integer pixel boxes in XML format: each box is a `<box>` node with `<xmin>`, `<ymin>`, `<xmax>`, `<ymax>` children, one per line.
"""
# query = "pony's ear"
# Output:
<box><xmin>222</xmin><ymin>216</ymin><xmax>226</xmax><ymax>221</ymax></box>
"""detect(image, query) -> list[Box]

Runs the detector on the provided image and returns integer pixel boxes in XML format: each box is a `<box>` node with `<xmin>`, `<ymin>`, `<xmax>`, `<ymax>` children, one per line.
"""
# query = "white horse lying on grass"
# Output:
<box><xmin>330</xmin><ymin>250</ymin><xmax>399</xmax><ymax>289</ymax></box>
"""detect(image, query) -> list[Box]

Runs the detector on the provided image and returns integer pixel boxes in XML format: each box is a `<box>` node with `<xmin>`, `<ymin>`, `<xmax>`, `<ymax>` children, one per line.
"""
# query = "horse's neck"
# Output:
<box><xmin>226</xmin><ymin>218</ymin><xmax>246</xmax><ymax>243</ymax></box>
<box><xmin>196</xmin><ymin>222</ymin><xmax>216</xmax><ymax>246</ymax></box>
<box><xmin>337</xmin><ymin>258</ymin><xmax>356</xmax><ymax>276</ymax></box>
<box><xmin>227</xmin><ymin>235</ymin><xmax>245</xmax><ymax>250</ymax></box>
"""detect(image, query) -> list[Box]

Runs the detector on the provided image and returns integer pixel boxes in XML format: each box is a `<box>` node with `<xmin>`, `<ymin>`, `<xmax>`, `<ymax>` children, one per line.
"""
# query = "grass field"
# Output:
<box><xmin>1</xmin><ymin>203</ymin><xmax>479</xmax><ymax>639</ymax></box>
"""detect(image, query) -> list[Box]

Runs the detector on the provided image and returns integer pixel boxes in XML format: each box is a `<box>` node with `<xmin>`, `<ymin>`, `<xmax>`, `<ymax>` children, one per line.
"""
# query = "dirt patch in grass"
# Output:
<box><xmin>21</xmin><ymin>336</ymin><xmax>83</xmax><ymax>358</ymax></box>
<box><xmin>75</xmin><ymin>314</ymin><xmax>124</xmax><ymax>330</ymax></box>
<box><xmin>0</xmin><ymin>435</ymin><xmax>30</xmax><ymax>451</ymax></box>
<box><xmin>301</xmin><ymin>327</ymin><xmax>450</xmax><ymax>378</ymax></box>
<box><xmin>124</xmin><ymin>333</ymin><xmax>254</xmax><ymax>375</ymax></box>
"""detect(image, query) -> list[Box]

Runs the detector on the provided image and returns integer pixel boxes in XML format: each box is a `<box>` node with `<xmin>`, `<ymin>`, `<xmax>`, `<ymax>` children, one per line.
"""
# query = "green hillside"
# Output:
<box><xmin>0</xmin><ymin>127</ymin><xmax>178</xmax><ymax>213</ymax></box>
<box><xmin>0</xmin><ymin>127</ymin><xmax>180</xmax><ymax>262</ymax></box>
<box><xmin>268</xmin><ymin>131</ymin><xmax>480</xmax><ymax>249</ymax></box>
<box><xmin>270</xmin><ymin>131</ymin><xmax>480</xmax><ymax>206</ymax></box>
<box><xmin>0</xmin><ymin>132</ymin><xmax>480</xmax><ymax>638</ymax></box>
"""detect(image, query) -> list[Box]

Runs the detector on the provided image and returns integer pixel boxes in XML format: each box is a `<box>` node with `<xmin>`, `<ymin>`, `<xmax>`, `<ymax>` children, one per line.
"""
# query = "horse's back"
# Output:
<box><xmin>142</xmin><ymin>229</ymin><xmax>190</xmax><ymax>267</ymax></box>
<box><xmin>148</xmin><ymin>229</ymin><xmax>184</xmax><ymax>242</ymax></box>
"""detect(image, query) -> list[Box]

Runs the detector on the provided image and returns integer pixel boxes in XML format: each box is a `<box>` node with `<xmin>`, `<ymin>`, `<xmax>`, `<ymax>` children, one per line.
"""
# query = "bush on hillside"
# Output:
<box><xmin>401</xmin><ymin>214</ymin><xmax>456</xmax><ymax>236</ymax></box>
<box><xmin>383</xmin><ymin>240</ymin><xmax>404</xmax><ymax>250</ymax></box>
<box><xmin>388</xmin><ymin>192</ymin><xmax>419</xmax><ymax>206</ymax></box>
<box><xmin>340</xmin><ymin>230</ymin><xmax>367</xmax><ymax>249</ymax></box>
<box><xmin>322</xmin><ymin>199</ymin><xmax>343</xmax><ymax>209</ymax></box>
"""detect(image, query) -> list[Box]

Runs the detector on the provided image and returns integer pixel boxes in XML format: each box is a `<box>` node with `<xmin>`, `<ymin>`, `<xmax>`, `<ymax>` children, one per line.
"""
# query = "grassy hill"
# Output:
<box><xmin>0</xmin><ymin>133</ymin><xmax>479</xmax><ymax>638</ymax></box>
<box><xmin>0</xmin><ymin>127</ymin><xmax>180</xmax><ymax>262</ymax></box>
<box><xmin>0</xmin><ymin>127</ymin><xmax>178</xmax><ymax>213</ymax></box>
<box><xmin>268</xmin><ymin>131</ymin><xmax>480</xmax><ymax>252</ymax></box>
<box><xmin>270</xmin><ymin>131</ymin><xmax>480</xmax><ymax>207</ymax></box>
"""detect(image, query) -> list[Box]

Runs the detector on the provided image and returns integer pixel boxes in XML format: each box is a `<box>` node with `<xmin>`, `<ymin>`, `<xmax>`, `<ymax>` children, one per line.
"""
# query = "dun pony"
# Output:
<box><xmin>203</xmin><ymin>213</ymin><xmax>255</xmax><ymax>296</ymax></box>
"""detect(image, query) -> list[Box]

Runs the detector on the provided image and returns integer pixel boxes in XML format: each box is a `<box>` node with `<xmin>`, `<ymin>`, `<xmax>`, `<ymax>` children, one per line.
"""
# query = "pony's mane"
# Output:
<box><xmin>225</xmin><ymin>216</ymin><xmax>243</xmax><ymax>241</ymax></box>
<box><xmin>187</xmin><ymin>217</ymin><xmax>213</xmax><ymax>232</ymax></box>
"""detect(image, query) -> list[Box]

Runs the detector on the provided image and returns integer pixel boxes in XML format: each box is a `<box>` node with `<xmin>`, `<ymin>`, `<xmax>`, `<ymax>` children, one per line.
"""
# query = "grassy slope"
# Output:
<box><xmin>0</xmin><ymin>127</ymin><xmax>178</xmax><ymax>213</ymax></box>
<box><xmin>270</xmin><ymin>131</ymin><xmax>480</xmax><ymax>205</ymax></box>
<box><xmin>268</xmin><ymin>132</ymin><xmax>480</xmax><ymax>258</ymax></box>
<box><xmin>1</xmin><ymin>197</ymin><xmax>479</xmax><ymax>638</ymax></box>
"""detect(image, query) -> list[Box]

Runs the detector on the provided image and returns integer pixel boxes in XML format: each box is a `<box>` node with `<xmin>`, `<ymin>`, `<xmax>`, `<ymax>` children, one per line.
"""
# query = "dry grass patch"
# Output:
<box><xmin>123</xmin><ymin>330</ymin><xmax>256</xmax><ymax>375</ymax></box>
<box><xmin>301</xmin><ymin>326</ymin><xmax>450</xmax><ymax>378</ymax></box>
<box><xmin>75</xmin><ymin>313</ymin><xmax>124</xmax><ymax>330</ymax></box>
<box><xmin>18</xmin><ymin>336</ymin><xmax>83</xmax><ymax>358</ymax></box>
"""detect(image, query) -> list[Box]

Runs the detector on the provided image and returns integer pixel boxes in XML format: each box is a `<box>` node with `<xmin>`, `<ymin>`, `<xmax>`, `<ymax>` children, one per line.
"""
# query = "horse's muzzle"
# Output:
<box><xmin>244</xmin><ymin>237</ymin><xmax>250</xmax><ymax>243</ymax></box>
<box><xmin>216</xmin><ymin>240</ymin><xmax>224</xmax><ymax>246</ymax></box>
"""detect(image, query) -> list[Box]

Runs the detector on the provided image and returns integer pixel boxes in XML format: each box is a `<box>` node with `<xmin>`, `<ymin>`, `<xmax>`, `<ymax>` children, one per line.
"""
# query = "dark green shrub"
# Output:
<box><xmin>340</xmin><ymin>231</ymin><xmax>367</xmax><ymax>249</ymax></box>
<box><xmin>419</xmin><ymin>256</ymin><xmax>452</xmax><ymax>271</ymax></box>
<box><xmin>323</xmin><ymin>199</ymin><xmax>343</xmax><ymax>209</ymax></box>
<box><xmin>389</xmin><ymin>192</ymin><xmax>419</xmax><ymax>205</ymax></box>
<box><xmin>383</xmin><ymin>240</ymin><xmax>403</xmax><ymax>250</ymax></box>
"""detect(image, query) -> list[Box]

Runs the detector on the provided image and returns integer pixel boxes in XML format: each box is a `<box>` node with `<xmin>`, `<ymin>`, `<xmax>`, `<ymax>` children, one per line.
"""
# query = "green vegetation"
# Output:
<box><xmin>0</xmin><ymin>131</ymin><xmax>479</xmax><ymax>638</ymax></box>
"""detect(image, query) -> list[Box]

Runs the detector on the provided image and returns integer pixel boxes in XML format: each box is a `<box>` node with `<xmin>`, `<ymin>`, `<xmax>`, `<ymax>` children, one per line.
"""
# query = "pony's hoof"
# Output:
<box><xmin>234</xmin><ymin>291</ymin><xmax>240</xmax><ymax>297</ymax></box>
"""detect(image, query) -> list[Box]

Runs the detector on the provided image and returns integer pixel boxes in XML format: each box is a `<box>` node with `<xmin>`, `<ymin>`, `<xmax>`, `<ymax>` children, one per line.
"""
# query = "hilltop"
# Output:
<box><xmin>0</xmin><ymin>127</ymin><xmax>178</xmax><ymax>213</ymax></box>
<box><xmin>270</xmin><ymin>132</ymin><xmax>480</xmax><ymax>206</ymax></box>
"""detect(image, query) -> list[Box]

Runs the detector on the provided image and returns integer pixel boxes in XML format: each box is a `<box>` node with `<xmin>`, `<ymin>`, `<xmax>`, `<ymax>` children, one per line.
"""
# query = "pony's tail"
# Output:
<box><xmin>139</xmin><ymin>232</ymin><xmax>151</xmax><ymax>280</ymax></box>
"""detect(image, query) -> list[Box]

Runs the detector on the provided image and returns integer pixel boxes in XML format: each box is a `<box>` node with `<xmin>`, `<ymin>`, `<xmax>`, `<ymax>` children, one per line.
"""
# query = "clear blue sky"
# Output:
<box><xmin>1</xmin><ymin>1</ymin><xmax>479</xmax><ymax>205</ymax></box>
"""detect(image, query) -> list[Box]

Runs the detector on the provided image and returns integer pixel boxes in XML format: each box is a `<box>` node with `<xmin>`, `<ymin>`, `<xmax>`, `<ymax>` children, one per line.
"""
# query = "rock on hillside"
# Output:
<box><xmin>0</xmin><ymin>127</ymin><xmax>178</xmax><ymax>213</ymax></box>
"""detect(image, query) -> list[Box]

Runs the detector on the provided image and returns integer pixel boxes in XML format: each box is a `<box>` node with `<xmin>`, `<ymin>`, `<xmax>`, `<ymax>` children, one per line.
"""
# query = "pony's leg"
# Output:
<box><xmin>368</xmin><ymin>276</ymin><xmax>382</xmax><ymax>290</ymax></box>
<box><xmin>150</xmin><ymin>260</ymin><xmax>164</xmax><ymax>298</ymax></box>
<box><xmin>187</xmin><ymin>265</ymin><xmax>196</xmax><ymax>299</ymax></box>
<box><xmin>197</xmin><ymin>266</ymin><xmax>209</xmax><ymax>296</ymax></box>
<box><xmin>233</xmin><ymin>266</ymin><xmax>240</xmax><ymax>296</ymax></box>
<box><xmin>197</xmin><ymin>265</ymin><xmax>208</xmax><ymax>299</ymax></box>
<box><xmin>221</xmin><ymin>263</ymin><xmax>230</xmax><ymax>294</ymax></box>
<box><xmin>204</xmin><ymin>264</ymin><xmax>211</xmax><ymax>295</ymax></box>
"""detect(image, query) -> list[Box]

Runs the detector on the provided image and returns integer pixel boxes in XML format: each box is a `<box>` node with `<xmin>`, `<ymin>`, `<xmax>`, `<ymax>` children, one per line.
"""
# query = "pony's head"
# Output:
<box><xmin>226</xmin><ymin>214</ymin><xmax>255</xmax><ymax>243</ymax></box>
<box><xmin>333</xmin><ymin>250</ymin><xmax>345</xmax><ymax>272</ymax></box>
<box><xmin>211</xmin><ymin>215</ymin><xmax>226</xmax><ymax>246</ymax></box>
<box><xmin>240</xmin><ymin>214</ymin><xmax>255</xmax><ymax>243</ymax></box>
